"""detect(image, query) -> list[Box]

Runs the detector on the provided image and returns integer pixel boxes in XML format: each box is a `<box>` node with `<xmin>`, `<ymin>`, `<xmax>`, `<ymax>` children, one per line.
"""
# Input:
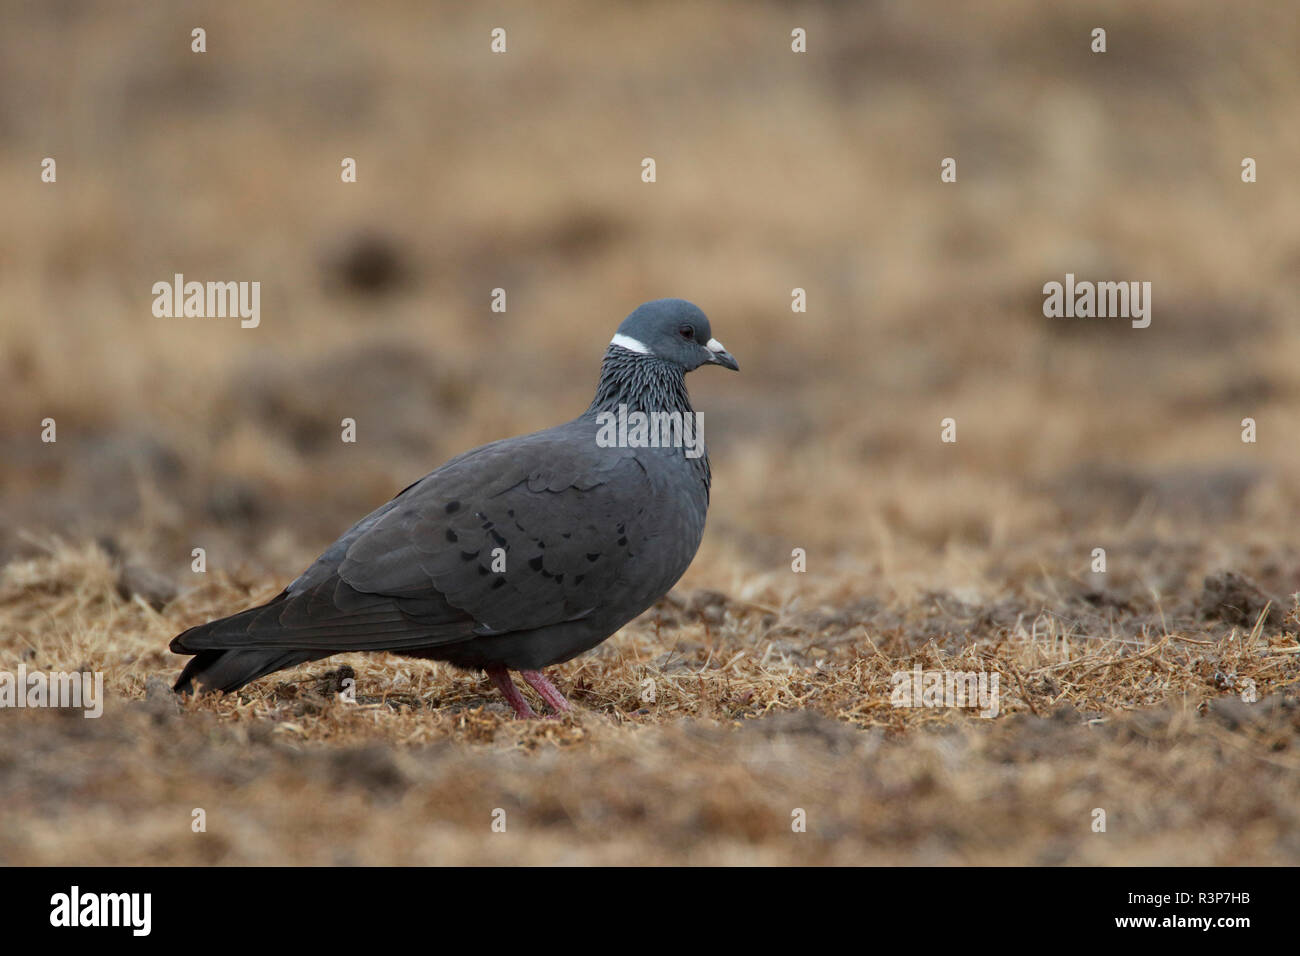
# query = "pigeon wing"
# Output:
<box><xmin>338</xmin><ymin>426</ymin><xmax>646</xmax><ymax>635</ymax></box>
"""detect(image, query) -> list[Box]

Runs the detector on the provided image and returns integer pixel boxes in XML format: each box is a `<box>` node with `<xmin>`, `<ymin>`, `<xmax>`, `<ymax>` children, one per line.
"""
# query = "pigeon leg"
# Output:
<box><xmin>486</xmin><ymin>666</ymin><xmax>537</xmax><ymax>718</ymax></box>
<box><xmin>520</xmin><ymin>670</ymin><xmax>574</xmax><ymax>714</ymax></box>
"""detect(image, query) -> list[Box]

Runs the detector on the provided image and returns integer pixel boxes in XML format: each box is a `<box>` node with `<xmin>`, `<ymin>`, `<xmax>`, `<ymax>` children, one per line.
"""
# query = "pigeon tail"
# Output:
<box><xmin>173</xmin><ymin>647</ymin><xmax>328</xmax><ymax>695</ymax></box>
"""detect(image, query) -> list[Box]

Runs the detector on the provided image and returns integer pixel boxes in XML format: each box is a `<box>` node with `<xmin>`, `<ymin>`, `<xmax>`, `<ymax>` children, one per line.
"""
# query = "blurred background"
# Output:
<box><xmin>2</xmin><ymin>0</ymin><xmax>1298</xmax><ymax>598</ymax></box>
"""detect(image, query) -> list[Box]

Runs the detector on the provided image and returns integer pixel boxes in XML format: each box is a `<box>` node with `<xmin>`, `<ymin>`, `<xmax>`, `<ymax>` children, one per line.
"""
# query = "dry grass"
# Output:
<box><xmin>2</xmin><ymin>536</ymin><xmax>1298</xmax><ymax>865</ymax></box>
<box><xmin>3</xmin><ymin>0</ymin><xmax>1300</xmax><ymax>864</ymax></box>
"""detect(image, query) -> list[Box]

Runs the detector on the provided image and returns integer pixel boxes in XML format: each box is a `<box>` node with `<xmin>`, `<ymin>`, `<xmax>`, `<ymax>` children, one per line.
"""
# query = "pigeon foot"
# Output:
<box><xmin>521</xmin><ymin>669</ymin><xmax>574</xmax><ymax>714</ymax></box>
<box><xmin>486</xmin><ymin>666</ymin><xmax>537</xmax><ymax>718</ymax></box>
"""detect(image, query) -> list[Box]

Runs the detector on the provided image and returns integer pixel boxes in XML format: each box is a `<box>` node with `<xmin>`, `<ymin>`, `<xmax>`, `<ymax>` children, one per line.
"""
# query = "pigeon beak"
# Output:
<box><xmin>704</xmin><ymin>337</ymin><xmax>739</xmax><ymax>371</ymax></box>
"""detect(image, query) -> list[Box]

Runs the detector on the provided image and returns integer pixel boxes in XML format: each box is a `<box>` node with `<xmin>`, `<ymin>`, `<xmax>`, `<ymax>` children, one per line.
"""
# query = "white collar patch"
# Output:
<box><xmin>610</xmin><ymin>333</ymin><xmax>651</xmax><ymax>354</ymax></box>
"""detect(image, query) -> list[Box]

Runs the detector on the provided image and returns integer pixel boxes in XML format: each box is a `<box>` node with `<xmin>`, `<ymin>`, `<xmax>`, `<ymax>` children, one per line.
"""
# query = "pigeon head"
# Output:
<box><xmin>610</xmin><ymin>299</ymin><xmax>739</xmax><ymax>372</ymax></box>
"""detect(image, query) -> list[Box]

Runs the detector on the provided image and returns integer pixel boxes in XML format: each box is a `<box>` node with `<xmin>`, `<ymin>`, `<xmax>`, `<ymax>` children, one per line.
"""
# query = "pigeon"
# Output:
<box><xmin>171</xmin><ymin>298</ymin><xmax>738</xmax><ymax>717</ymax></box>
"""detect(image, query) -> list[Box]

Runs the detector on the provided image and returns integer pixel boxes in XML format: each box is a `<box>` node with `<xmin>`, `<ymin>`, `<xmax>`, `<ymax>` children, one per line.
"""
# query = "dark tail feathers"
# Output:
<box><xmin>172</xmin><ymin>591</ymin><xmax>326</xmax><ymax>694</ymax></box>
<box><xmin>173</xmin><ymin>647</ymin><xmax>328</xmax><ymax>695</ymax></box>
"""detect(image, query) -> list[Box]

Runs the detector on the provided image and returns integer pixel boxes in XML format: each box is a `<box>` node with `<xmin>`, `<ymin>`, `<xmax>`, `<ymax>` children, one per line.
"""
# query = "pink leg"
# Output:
<box><xmin>486</xmin><ymin>666</ymin><xmax>536</xmax><ymax>718</ymax></box>
<box><xmin>521</xmin><ymin>669</ymin><xmax>573</xmax><ymax>714</ymax></box>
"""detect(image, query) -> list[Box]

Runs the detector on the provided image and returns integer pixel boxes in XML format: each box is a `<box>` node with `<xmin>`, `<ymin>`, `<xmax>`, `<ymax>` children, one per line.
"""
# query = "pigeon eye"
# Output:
<box><xmin>678</xmin><ymin>326</ymin><xmax>695</xmax><ymax>340</ymax></box>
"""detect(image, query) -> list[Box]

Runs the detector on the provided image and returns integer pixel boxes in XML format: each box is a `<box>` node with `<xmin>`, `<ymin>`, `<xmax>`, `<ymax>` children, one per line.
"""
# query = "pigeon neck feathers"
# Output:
<box><xmin>581</xmin><ymin>344</ymin><xmax>711</xmax><ymax>494</ymax></box>
<box><xmin>583</xmin><ymin>344</ymin><xmax>696</xmax><ymax>419</ymax></box>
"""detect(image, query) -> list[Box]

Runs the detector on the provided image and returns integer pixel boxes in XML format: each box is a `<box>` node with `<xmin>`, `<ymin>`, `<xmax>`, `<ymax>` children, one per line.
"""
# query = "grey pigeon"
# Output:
<box><xmin>171</xmin><ymin>298</ymin><xmax>738</xmax><ymax>717</ymax></box>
